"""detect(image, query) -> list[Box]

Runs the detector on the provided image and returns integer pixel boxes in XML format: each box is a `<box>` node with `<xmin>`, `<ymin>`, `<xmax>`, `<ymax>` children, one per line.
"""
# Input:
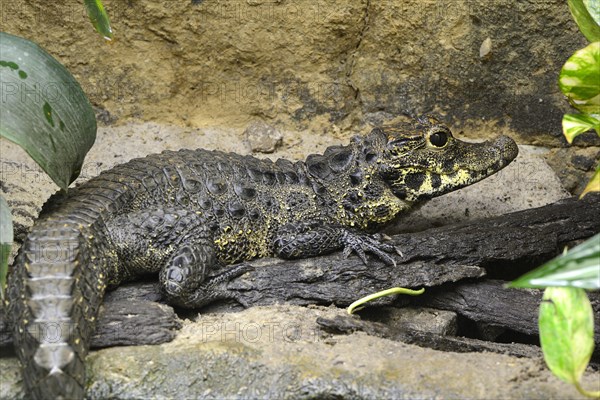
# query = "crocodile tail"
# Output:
<box><xmin>7</xmin><ymin>214</ymin><xmax>111</xmax><ymax>399</ymax></box>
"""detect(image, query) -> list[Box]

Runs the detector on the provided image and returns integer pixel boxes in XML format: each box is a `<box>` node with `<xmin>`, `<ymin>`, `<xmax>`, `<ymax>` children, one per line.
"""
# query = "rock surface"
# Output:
<box><xmin>244</xmin><ymin>120</ymin><xmax>284</xmax><ymax>153</ymax></box>
<box><xmin>1</xmin><ymin>305</ymin><xmax>599</xmax><ymax>399</ymax></box>
<box><xmin>1</xmin><ymin>0</ymin><xmax>595</xmax><ymax>148</ymax></box>
<box><xmin>2</xmin><ymin>0</ymin><xmax>595</xmax><ymax>198</ymax></box>
<box><xmin>545</xmin><ymin>146</ymin><xmax>600</xmax><ymax>195</ymax></box>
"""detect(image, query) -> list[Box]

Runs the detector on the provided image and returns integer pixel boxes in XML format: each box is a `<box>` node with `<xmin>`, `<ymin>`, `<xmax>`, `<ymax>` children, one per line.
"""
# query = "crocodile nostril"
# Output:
<box><xmin>496</xmin><ymin>136</ymin><xmax>519</xmax><ymax>161</ymax></box>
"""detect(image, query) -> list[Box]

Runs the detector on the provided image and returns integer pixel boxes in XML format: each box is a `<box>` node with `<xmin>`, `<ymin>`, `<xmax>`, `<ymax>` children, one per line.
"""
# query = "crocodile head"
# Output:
<box><xmin>373</xmin><ymin>116</ymin><xmax>519</xmax><ymax>202</ymax></box>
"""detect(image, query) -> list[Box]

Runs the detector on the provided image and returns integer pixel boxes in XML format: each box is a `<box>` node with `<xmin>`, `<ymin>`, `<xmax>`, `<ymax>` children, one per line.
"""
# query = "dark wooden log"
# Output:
<box><xmin>416</xmin><ymin>279</ymin><xmax>600</xmax><ymax>345</ymax></box>
<box><xmin>0</xmin><ymin>285</ymin><xmax>181</xmax><ymax>349</ymax></box>
<box><xmin>0</xmin><ymin>194</ymin><xmax>598</xmax><ymax>349</ymax></box>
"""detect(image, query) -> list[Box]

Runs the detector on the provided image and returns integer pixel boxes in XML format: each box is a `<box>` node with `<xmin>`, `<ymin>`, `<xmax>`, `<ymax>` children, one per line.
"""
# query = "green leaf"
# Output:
<box><xmin>581</xmin><ymin>164</ymin><xmax>600</xmax><ymax>198</ymax></box>
<box><xmin>0</xmin><ymin>195</ymin><xmax>12</xmax><ymax>301</ymax></box>
<box><xmin>0</xmin><ymin>32</ymin><xmax>96</xmax><ymax>190</ymax></box>
<box><xmin>559</xmin><ymin>42</ymin><xmax>600</xmax><ymax>115</ymax></box>
<box><xmin>568</xmin><ymin>0</ymin><xmax>600</xmax><ymax>42</ymax></box>
<box><xmin>347</xmin><ymin>287</ymin><xmax>425</xmax><ymax>314</ymax></box>
<box><xmin>584</xmin><ymin>0</ymin><xmax>600</xmax><ymax>26</ymax></box>
<box><xmin>84</xmin><ymin>0</ymin><xmax>113</xmax><ymax>41</ymax></box>
<box><xmin>509</xmin><ymin>234</ymin><xmax>600</xmax><ymax>290</ymax></box>
<box><xmin>539</xmin><ymin>287</ymin><xmax>595</xmax><ymax>391</ymax></box>
<box><xmin>562</xmin><ymin>113</ymin><xmax>600</xmax><ymax>143</ymax></box>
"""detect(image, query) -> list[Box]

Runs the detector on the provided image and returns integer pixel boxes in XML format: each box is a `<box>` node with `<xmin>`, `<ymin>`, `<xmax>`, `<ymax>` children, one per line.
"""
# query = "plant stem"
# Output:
<box><xmin>347</xmin><ymin>287</ymin><xmax>425</xmax><ymax>314</ymax></box>
<box><xmin>574</xmin><ymin>379</ymin><xmax>600</xmax><ymax>398</ymax></box>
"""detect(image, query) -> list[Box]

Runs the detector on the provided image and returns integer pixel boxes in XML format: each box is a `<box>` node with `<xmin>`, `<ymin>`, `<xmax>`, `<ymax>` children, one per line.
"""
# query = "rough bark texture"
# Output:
<box><xmin>417</xmin><ymin>280</ymin><xmax>600</xmax><ymax>343</ymax></box>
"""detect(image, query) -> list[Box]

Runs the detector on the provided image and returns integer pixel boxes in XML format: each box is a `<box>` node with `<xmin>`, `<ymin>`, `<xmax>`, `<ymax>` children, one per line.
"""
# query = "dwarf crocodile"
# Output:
<box><xmin>7</xmin><ymin>116</ymin><xmax>518</xmax><ymax>399</ymax></box>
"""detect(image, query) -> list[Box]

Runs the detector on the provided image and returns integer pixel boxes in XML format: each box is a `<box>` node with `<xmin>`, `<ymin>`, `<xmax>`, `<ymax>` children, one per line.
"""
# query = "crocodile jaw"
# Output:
<box><xmin>384</xmin><ymin>134</ymin><xmax>519</xmax><ymax>202</ymax></box>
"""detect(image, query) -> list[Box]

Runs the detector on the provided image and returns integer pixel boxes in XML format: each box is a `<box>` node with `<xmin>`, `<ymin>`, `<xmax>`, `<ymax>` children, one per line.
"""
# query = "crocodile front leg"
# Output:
<box><xmin>107</xmin><ymin>207</ymin><xmax>251</xmax><ymax>308</ymax></box>
<box><xmin>273</xmin><ymin>221</ymin><xmax>400</xmax><ymax>266</ymax></box>
<box><xmin>162</xmin><ymin>255</ymin><xmax>253</xmax><ymax>308</ymax></box>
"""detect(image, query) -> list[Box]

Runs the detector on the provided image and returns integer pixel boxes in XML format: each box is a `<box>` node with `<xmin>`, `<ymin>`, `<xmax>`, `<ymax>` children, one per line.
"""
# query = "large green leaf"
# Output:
<box><xmin>0</xmin><ymin>32</ymin><xmax>96</xmax><ymax>190</ymax></box>
<box><xmin>509</xmin><ymin>234</ymin><xmax>600</xmax><ymax>289</ymax></box>
<box><xmin>569</xmin><ymin>0</ymin><xmax>600</xmax><ymax>42</ymax></box>
<box><xmin>539</xmin><ymin>287</ymin><xmax>597</xmax><ymax>397</ymax></box>
<box><xmin>0</xmin><ymin>195</ymin><xmax>12</xmax><ymax>301</ymax></box>
<box><xmin>559</xmin><ymin>42</ymin><xmax>600</xmax><ymax>115</ymax></box>
<box><xmin>84</xmin><ymin>0</ymin><xmax>113</xmax><ymax>40</ymax></box>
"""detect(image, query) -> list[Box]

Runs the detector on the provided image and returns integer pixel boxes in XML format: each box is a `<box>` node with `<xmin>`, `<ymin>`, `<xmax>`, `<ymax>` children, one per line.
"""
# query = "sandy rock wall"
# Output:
<box><xmin>1</xmin><ymin>0</ymin><xmax>591</xmax><ymax>145</ymax></box>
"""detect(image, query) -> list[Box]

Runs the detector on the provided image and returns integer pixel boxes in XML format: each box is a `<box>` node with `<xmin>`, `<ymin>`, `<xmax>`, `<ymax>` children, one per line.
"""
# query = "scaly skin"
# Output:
<box><xmin>7</xmin><ymin>116</ymin><xmax>518</xmax><ymax>399</ymax></box>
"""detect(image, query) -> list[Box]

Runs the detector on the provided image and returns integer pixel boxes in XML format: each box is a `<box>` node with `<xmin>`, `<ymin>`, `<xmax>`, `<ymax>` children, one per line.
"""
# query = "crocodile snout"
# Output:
<box><xmin>494</xmin><ymin>135</ymin><xmax>519</xmax><ymax>165</ymax></box>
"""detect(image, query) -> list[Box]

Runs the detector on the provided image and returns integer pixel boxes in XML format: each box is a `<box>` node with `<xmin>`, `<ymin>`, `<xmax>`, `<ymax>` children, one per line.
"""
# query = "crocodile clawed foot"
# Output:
<box><xmin>185</xmin><ymin>263</ymin><xmax>254</xmax><ymax>308</ymax></box>
<box><xmin>341</xmin><ymin>231</ymin><xmax>401</xmax><ymax>267</ymax></box>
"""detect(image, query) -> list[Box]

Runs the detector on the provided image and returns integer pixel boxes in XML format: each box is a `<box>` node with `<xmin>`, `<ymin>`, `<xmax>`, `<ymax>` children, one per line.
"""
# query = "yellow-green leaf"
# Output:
<box><xmin>562</xmin><ymin>114</ymin><xmax>600</xmax><ymax>143</ymax></box>
<box><xmin>84</xmin><ymin>0</ymin><xmax>113</xmax><ymax>41</ymax></box>
<box><xmin>581</xmin><ymin>164</ymin><xmax>600</xmax><ymax>198</ymax></box>
<box><xmin>559</xmin><ymin>42</ymin><xmax>600</xmax><ymax>115</ymax></box>
<box><xmin>539</xmin><ymin>287</ymin><xmax>595</xmax><ymax>391</ymax></box>
<box><xmin>569</xmin><ymin>0</ymin><xmax>600</xmax><ymax>42</ymax></box>
<box><xmin>509</xmin><ymin>234</ymin><xmax>600</xmax><ymax>290</ymax></box>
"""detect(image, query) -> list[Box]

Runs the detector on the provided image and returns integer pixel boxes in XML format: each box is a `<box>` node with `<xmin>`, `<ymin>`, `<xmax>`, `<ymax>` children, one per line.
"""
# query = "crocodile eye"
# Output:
<box><xmin>429</xmin><ymin>131</ymin><xmax>448</xmax><ymax>148</ymax></box>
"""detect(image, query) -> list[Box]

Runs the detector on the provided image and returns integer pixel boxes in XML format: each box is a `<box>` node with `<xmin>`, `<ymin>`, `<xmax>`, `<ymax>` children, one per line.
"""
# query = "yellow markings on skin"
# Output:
<box><xmin>441</xmin><ymin>169</ymin><xmax>472</xmax><ymax>188</ymax></box>
<box><xmin>419</xmin><ymin>175</ymin><xmax>433</xmax><ymax>195</ymax></box>
<box><xmin>214</xmin><ymin>225</ymin><xmax>269</xmax><ymax>264</ymax></box>
<box><xmin>336</xmin><ymin>189</ymin><xmax>405</xmax><ymax>230</ymax></box>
